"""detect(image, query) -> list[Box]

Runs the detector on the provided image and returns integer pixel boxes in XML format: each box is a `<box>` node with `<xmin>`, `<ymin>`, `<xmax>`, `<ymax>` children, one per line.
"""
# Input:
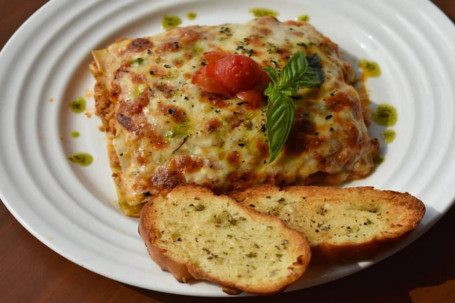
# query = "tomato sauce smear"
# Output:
<box><xmin>192</xmin><ymin>51</ymin><xmax>270</xmax><ymax>108</ymax></box>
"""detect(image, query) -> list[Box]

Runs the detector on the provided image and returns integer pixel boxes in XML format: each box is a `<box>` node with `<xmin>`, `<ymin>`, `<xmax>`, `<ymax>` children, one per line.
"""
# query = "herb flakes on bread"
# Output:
<box><xmin>231</xmin><ymin>185</ymin><xmax>425</xmax><ymax>262</ymax></box>
<box><xmin>138</xmin><ymin>185</ymin><xmax>311</xmax><ymax>295</ymax></box>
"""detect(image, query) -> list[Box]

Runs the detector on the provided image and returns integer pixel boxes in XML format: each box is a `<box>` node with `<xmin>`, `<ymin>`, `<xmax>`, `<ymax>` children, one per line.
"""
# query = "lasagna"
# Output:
<box><xmin>90</xmin><ymin>17</ymin><xmax>379</xmax><ymax>216</ymax></box>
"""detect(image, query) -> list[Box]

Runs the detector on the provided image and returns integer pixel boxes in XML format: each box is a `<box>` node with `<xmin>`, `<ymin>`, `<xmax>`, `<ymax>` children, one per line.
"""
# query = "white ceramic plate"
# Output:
<box><xmin>1</xmin><ymin>0</ymin><xmax>455</xmax><ymax>297</ymax></box>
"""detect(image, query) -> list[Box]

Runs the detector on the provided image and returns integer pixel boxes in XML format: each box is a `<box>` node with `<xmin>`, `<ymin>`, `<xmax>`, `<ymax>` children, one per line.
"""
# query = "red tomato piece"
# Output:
<box><xmin>191</xmin><ymin>66</ymin><xmax>231</xmax><ymax>95</ymax></box>
<box><xmin>203</xmin><ymin>51</ymin><xmax>228</xmax><ymax>64</ymax></box>
<box><xmin>192</xmin><ymin>51</ymin><xmax>270</xmax><ymax>107</ymax></box>
<box><xmin>235</xmin><ymin>90</ymin><xmax>263</xmax><ymax>108</ymax></box>
<box><xmin>210</xmin><ymin>55</ymin><xmax>264</xmax><ymax>93</ymax></box>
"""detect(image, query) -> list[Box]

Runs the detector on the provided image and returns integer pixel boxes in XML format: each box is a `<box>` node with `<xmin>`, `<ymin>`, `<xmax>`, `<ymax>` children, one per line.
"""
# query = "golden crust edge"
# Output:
<box><xmin>230</xmin><ymin>184</ymin><xmax>426</xmax><ymax>263</ymax></box>
<box><xmin>138</xmin><ymin>185</ymin><xmax>312</xmax><ymax>295</ymax></box>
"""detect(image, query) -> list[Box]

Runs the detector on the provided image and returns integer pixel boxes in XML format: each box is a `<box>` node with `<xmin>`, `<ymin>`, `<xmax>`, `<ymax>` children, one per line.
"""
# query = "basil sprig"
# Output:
<box><xmin>264</xmin><ymin>51</ymin><xmax>324</xmax><ymax>163</ymax></box>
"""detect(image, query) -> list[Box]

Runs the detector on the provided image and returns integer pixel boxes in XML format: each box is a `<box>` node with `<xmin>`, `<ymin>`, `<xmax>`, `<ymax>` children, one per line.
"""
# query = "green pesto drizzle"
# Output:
<box><xmin>162</xmin><ymin>15</ymin><xmax>182</xmax><ymax>29</ymax></box>
<box><xmin>249</xmin><ymin>8</ymin><xmax>279</xmax><ymax>18</ymax></box>
<box><xmin>372</xmin><ymin>104</ymin><xmax>397</xmax><ymax>127</ymax></box>
<box><xmin>382</xmin><ymin>129</ymin><xmax>396</xmax><ymax>143</ymax></box>
<box><xmin>69</xmin><ymin>96</ymin><xmax>86</xmax><ymax>114</ymax></box>
<box><xmin>297</xmin><ymin>14</ymin><xmax>310</xmax><ymax>22</ymax></box>
<box><xmin>70</xmin><ymin>131</ymin><xmax>80</xmax><ymax>138</ymax></box>
<box><xmin>189</xmin><ymin>45</ymin><xmax>204</xmax><ymax>55</ymax></box>
<box><xmin>373</xmin><ymin>155</ymin><xmax>385</xmax><ymax>166</ymax></box>
<box><xmin>166</xmin><ymin>124</ymin><xmax>188</xmax><ymax>139</ymax></box>
<box><xmin>186</xmin><ymin>12</ymin><xmax>197</xmax><ymax>20</ymax></box>
<box><xmin>68</xmin><ymin>153</ymin><xmax>93</xmax><ymax>166</ymax></box>
<box><xmin>359</xmin><ymin>59</ymin><xmax>381</xmax><ymax>77</ymax></box>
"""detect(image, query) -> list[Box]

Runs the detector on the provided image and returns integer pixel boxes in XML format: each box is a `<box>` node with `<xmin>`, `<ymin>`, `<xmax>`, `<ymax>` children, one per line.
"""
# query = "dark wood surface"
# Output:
<box><xmin>1</xmin><ymin>1</ymin><xmax>455</xmax><ymax>302</ymax></box>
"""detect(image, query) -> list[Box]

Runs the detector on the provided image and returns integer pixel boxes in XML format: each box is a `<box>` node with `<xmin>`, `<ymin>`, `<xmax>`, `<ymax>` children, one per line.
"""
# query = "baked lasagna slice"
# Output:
<box><xmin>90</xmin><ymin>17</ymin><xmax>379</xmax><ymax>216</ymax></box>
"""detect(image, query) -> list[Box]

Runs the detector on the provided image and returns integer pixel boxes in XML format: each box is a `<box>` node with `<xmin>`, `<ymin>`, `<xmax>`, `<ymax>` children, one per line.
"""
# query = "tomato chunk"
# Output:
<box><xmin>203</xmin><ymin>51</ymin><xmax>228</xmax><ymax>64</ymax></box>
<box><xmin>235</xmin><ymin>90</ymin><xmax>263</xmax><ymax>108</ymax></box>
<box><xmin>192</xmin><ymin>66</ymin><xmax>231</xmax><ymax>95</ymax></box>
<box><xmin>210</xmin><ymin>54</ymin><xmax>266</xmax><ymax>93</ymax></box>
<box><xmin>192</xmin><ymin>51</ymin><xmax>270</xmax><ymax>107</ymax></box>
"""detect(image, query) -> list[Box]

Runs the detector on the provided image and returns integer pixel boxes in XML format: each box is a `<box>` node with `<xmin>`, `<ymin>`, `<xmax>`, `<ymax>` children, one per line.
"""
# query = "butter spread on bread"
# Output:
<box><xmin>231</xmin><ymin>185</ymin><xmax>425</xmax><ymax>262</ymax></box>
<box><xmin>138</xmin><ymin>185</ymin><xmax>311</xmax><ymax>295</ymax></box>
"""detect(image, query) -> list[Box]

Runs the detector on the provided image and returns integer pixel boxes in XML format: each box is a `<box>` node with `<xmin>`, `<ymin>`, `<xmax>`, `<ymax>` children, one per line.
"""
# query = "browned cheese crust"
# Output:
<box><xmin>138</xmin><ymin>185</ymin><xmax>311</xmax><ymax>295</ymax></box>
<box><xmin>230</xmin><ymin>185</ymin><xmax>425</xmax><ymax>263</ymax></box>
<box><xmin>90</xmin><ymin>17</ymin><xmax>379</xmax><ymax>216</ymax></box>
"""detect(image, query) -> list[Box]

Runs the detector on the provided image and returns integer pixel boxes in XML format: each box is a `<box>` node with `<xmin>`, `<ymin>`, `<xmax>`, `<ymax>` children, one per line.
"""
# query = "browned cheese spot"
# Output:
<box><xmin>226</xmin><ymin>151</ymin><xmax>241</xmax><ymax>166</ymax></box>
<box><xmin>205</xmin><ymin>118</ymin><xmax>222</xmax><ymax>133</ymax></box>
<box><xmin>128</xmin><ymin>38</ymin><xmax>154</xmax><ymax>52</ymax></box>
<box><xmin>159</xmin><ymin>103</ymin><xmax>187</xmax><ymax>124</ymax></box>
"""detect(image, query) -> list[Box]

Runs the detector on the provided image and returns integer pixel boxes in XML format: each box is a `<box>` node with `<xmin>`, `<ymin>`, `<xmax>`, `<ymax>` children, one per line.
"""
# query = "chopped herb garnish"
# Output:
<box><xmin>194</xmin><ymin>204</ymin><xmax>205</xmax><ymax>211</ymax></box>
<box><xmin>236</xmin><ymin>45</ymin><xmax>254</xmax><ymax>56</ymax></box>
<box><xmin>130</xmin><ymin>57</ymin><xmax>144</xmax><ymax>65</ymax></box>
<box><xmin>364</xmin><ymin>219</ymin><xmax>374</xmax><ymax>225</ymax></box>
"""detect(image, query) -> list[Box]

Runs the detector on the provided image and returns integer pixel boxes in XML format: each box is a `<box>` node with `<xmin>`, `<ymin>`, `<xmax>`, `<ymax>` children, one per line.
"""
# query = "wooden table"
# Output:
<box><xmin>1</xmin><ymin>1</ymin><xmax>455</xmax><ymax>302</ymax></box>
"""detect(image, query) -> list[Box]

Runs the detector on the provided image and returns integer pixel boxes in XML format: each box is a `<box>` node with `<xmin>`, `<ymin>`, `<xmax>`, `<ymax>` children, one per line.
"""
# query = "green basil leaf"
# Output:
<box><xmin>266</xmin><ymin>94</ymin><xmax>296</xmax><ymax>163</ymax></box>
<box><xmin>264</xmin><ymin>51</ymin><xmax>324</xmax><ymax>163</ymax></box>
<box><xmin>306</xmin><ymin>53</ymin><xmax>322</xmax><ymax>69</ymax></box>
<box><xmin>264</xmin><ymin>66</ymin><xmax>279</xmax><ymax>84</ymax></box>
<box><xmin>295</xmin><ymin>68</ymin><xmax>324</xmax><ymax>88</ymax></box>
<box><xmin>279</xmin><ymin>51</ymin><xmax>308</xmax><ymax>87</ymax></box>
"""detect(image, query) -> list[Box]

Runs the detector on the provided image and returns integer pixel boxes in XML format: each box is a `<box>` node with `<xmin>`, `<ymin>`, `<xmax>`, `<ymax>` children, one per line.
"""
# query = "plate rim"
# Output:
<box><xmin>1</xmin><ymin>0</ymin><xmax>455</xmax><ymax>297</ymax></box>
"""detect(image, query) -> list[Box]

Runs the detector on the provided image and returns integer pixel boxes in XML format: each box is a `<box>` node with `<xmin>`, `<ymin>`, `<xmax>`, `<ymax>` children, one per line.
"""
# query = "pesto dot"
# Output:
<box><xmin>372</xmin><ymin>104</ymin><xmax>397</xmax><ymax>126</ymax></box>
<box><xmin>249</xmin><ymin>8</ymin><xmax>279</xmax><ymax>17</ymax></box>
<box><xmin>382</xmin><ymin>129</ymin><xmax>396</xmax><ymax>143</ymax></box>
<box><xmin>69</xmin><ymin>96</ymin><xmax>86</xmax><ymax>114</ymax></box>
<box><xmin>359</xmin><ymin>59</ymin><xmax>381</xmax><ymax>77</ymax></box>
<box><xmin>162</xmin><ymin>15</ymin><xmax>182</xmax><ymax>29</ymax></box>
<box><xmin>373</xmin><ymin>155</ymin><xmax>385</xmax><ymax>166</ymax></box>
<box><xmin>186</xmin><ymin>12</ymin><xmax>197</xmax><ymax>20</ymax></box>
<box><xmin>297</xmin><ymin>14</ymin><xmax>310</xmax><ymax>22</ymax></box>
<box><xmin>68</xmin><ymin>153</ymin><xmax>93</xmax><ymax>166</ymax></box>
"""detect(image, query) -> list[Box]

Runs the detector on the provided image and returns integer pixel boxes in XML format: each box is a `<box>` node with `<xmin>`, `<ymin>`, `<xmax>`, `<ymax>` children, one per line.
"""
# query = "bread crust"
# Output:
<box><xmin>139</xmin><ymin>199</ymin><xmax>195</xmax><ymax>283</ymax></box>
<box><xmin>230</xmin><ymin>185</ymin><xmax>425</xmax><ymax>263</ymax></box>
<box><xmin>139</xmin><ymin>185</ymin><xmax>311</xmax><ymax>295</ymax></box>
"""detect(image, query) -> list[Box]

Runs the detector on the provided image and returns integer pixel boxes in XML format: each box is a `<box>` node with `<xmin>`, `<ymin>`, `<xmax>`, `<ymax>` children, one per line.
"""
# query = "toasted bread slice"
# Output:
<box><xmin>230</xmin><ymin>185</ymin><xmax>425</xmax><ymax>262</ymax></box>
<box><xmin>138</xmin><ymin>185</ymin><xmax>312</xmax><ymax>295</ymax></box>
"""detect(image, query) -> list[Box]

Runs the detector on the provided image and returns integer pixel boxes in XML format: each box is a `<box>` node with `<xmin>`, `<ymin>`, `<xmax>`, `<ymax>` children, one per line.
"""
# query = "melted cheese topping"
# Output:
<box><xmin>90</xmin><ymin>17</ymin><xmax>378</xmax><ymax>216</ymax></box>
